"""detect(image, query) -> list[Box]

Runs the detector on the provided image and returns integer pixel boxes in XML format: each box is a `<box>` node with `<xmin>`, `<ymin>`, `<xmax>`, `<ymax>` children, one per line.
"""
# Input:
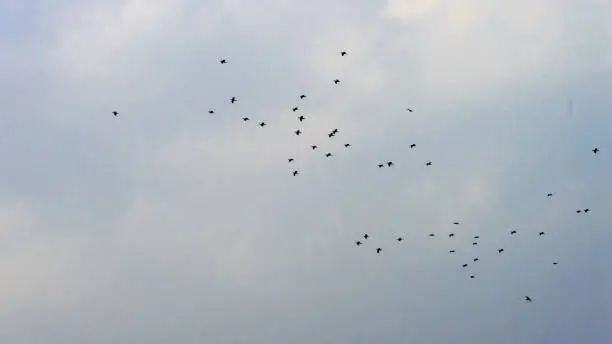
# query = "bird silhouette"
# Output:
<box><xmin>340</xmin><ymin>51</ymin><xmax>347</xmax><ymax>56</ymax></box>
<box><xmin>593</xmin><ymin>148</ymin><xmax>599</xmax><ymax>154</ymax></box>
<box><xmin>219</xmin><ymin>59</ymin><xmax>227</xmax><ymax>64</ymax></box>
<box><xmin>334</xmin><ymin>79</ymin><xmax>340</xmax><ymax>84</ymax></box>
<box><xmin>292</xmin><ymin>170</ymin><xmax>299</xmax><ymax>176</ymax></box>
<box><xmin>113</xmin><ymin>111</ymin><xmax>118</xmax><ymax>116</ymax></box>
<box><xmin>449</xmin><ymin>250</ymin><xmax>456</xmax><ymax>254</ymax></box>
<box><xmin>288</xmin><ymin>158</ymin><xmax>294</xmax><ymax>163</ymax></box>
<box><xmin>295</xmin><ymin>129</ymin><xmax>302</xmax><ymax>136</ymax></box>
<box><xmin>242</xmin><ymin>117</ymin><xmax>249</xmax><ymax>121</ymax></box>
<box><xmin>325</xmin><ymin>153</ymin><xmax>333</xmax><ymax>157</ymax></box>
<box><xmin>473</xmin><ymin>235</ymin><xmax>480</xmax><ymax>239</ymax></box>
<box><xmin>449</xmin><ymin>233</ymin><xmax>455</xmax><ymax>238</ymax></box>
<box><xmin>208</xmin><ymin>110</ymin><xmax>214</xmax><ymax>114</ymax></box>
<box><xmin>576</xmin><ymin>209</ymin><xmax>582</xmax><ymax>213</ymax></box>
<box><xmin>355</xmin><ymin>241</ymin><xmax>362</xmax><ymax>246</ymax></box>
<box><xmin>230</xmin><ymin>97</ymin><xmax>237</xmax><ymax>103</ymax></box>
<box><xmin>524</xmin><ymin>296</ymin><xmax>532</xmax><ymax>303</ymax></box>
<box><xmin>328</xmin><ymin>132</ymin><xmax>335</xmax><ymax>138</ymax></box>
<box><xmin>387</xmin><ymin>161</ymin><xmax>394</xmax><ymax>167</ymax></box>
<box><xmin>473</xmin><ymin>257</ymin><xmax>479</xmax><ymax>262</ymax></box>
<box><xmin>332</xmin><ymin>128</ymin><xmax>339</xmax><ymax>134</ymax></box>
<box><xmin>298</xmin><ymin>115</ymin><xmax>305</xmax><ymax>122</ymax></box>
<box><xmin>472</xmin><ymin>242</ymin><xmax>478</xmax><ymax>246</ymax></box>
<box><xmin>426</xmin><ymin>161</ymin><xmax>432</xmax><ymax>166</ymax></box>
<box><xmin>259</xmin><ymin>122</ymin><xmax>266</xmax><ymax>127</ymax></box>
<box><xmin>376</xmin><ymin>248</ymin><xmax>382</xmax><ymax>254</ymax></box>
<box><xmin>510</xmin><ymin>230</ymin><xmax>517</xmax><ymax>235</ymax></box>
<box><xmin>538</xmin><ymin>231</ymin><xmax>545</xmax><ymax>236</ymax></box>
<box><xmin>344</xmin><ymin>143</ymin><xmax>351</xmax><ymax>148</ymax></box>
<box><xmin>300</xmin><ymin>94</ymin><xmax>306</xmax><ymax>99</ymax></box>
<box><xmin>397</xmin><ymin>237</ymin><xmax>403</xmax><ymax>242</ymax></box>
<box><xmin>292</xmin><ymin>107</ymin><xmax>299</xmax><ymax>112</ymax></box>
<box><xmin>553</xmin><ymin>262</ymin><xmax>558</xmax><ymax>265</ymax></box>
<box><xmin>311</xmin><ymin>145</ymin><xmax>318</xmax><ymax>150</ymax></box>
<box><xmin>498</xmin><ymin>248</ymin><xmax>504</xmax><ymax>254</ymax></box>
<box><xmin>378</xmin><ymin>163</ymin><xmax>384</xmax><ymax>168</ymax></box>
<box><xmin>410</xmin><ymin>144</ymin><xmax>416</xmax><ymax>148</ymax></box>
<box><xmin>470</xmin><ymin>275</ymin><xmax>475</xmax><ymax>279</ymax></box>
<box><xmin>406</xmin><ymin>108</ymin><xmax>413</xmax><ymax>112</ymax></box>
<box><xmin>547</xmin><ymin>193</ymin><xmax>553</xmax><ymax>197</ymax></box>
<box><xmin>363</xmin><ymin>234</ymin><xmax>369</xmax><ymax>239</ymax></box>
<box><xmin>584</xmin><ymin>208</ymin><xmax>590</xmax><ymax>213</ymax></box>
<box><xmin>429</xmin><ymin>233</ymin><xmax>435</xmax><ymax>237</ymax></box>
<box><xmin>453</xmin><ymin>222</ymin><xmax>460</xmax><ymax>225</ymax></box>
<box><xmin>462</xmin><ymin>264</ymin><xmax>468</xmax><ymax>268</ymax></box>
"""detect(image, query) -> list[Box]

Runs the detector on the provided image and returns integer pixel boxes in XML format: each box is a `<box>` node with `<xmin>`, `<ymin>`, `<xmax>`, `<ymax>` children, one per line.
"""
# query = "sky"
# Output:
<box><xmin>1</xmin><ymin>0</ymin><xmax>611</xmax><ymax>343</ymax></box>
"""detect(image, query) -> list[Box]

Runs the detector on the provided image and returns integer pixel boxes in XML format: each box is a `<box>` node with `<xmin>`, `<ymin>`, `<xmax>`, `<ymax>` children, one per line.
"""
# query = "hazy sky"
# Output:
<box><xmin>1</xmin><ymin>0</ymin><xmax>611</xmax><ymax>343</ymax></box>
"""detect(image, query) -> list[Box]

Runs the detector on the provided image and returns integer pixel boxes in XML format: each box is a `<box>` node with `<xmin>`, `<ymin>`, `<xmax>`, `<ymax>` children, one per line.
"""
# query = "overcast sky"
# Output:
<box><xmin>1</xmin><ymin>0</ymin><xmax>611</xmax><ymax>343</ymax></box>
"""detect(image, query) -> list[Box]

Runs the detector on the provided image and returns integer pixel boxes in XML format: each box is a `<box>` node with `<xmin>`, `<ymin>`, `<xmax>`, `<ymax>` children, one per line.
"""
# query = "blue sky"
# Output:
<box><xmin>1</xmin><ymin>0</ymin><xmax>611</xmax><ymax>343</ymax></box>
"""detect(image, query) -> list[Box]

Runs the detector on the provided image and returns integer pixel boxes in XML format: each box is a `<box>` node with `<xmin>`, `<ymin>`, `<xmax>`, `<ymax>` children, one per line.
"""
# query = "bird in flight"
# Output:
<box><xmin>547</xmin><ymin>193</ymin><xmax>553</xmax><ymax>197</ymax></box>
<box><xmin>538</xmin><ymin>231</ymin><xmax>545</xmax><ymax>236</ymax></box>
<box><xmin>300</xmin><ymin>94</ymin><xmax>306</xmax><ymax>99</ymax></box>
<box><xmin>363</xmin><ymin>233</ymin><xmax>369</xmax><ymax>239</ymax></box>
<box><xmin>593</xmin><ymin>148</ymin><xmax>599</xmax><ymax>154</ymax></box>
<box><xmin>325</xmin><ymin>153</ymin><xmax>333</xmax><ymax>157</ymax></box>
<box><xmin>219</xmin><ymin>58</ymin><xmax>227</xmax><ymax>64</ymax></box>
<box><xmin>292</xmin><ymin>106</ymin><xmax>299</xmax><ymax>112</ymax></box>
<box><xmin>462</xmin><ymin>264</ymin><xmax>468</xmax><ymax>268</ymax></box>
<box><xmin>112</xmin><ymin>111</ymin><xmax>118</xmax><ymax>116</ymax></box>
<box><xmin>584</xmin><ymin>208</ymin><xmax>590</xmax><ymax>213</ymax></box>
<box><xmin>397</xmin><ymin>237</ymin><xmax>403</xmax><ymax>242</ymax></box>
<box><xmin>426</xmin><ymin>161</ymin><xmax>432</xmax><ymax>166</ymax></box>
<box><xmin>230</xmin><ymin>97</ymin><xmax>237</xmax><ymax>104</ymax></box>
<box><xmin>510</xmin><ymin>230</ymin><xmax>517</xmax><ymax>235</ymax></box>
<box><xmin>298</xmin><ymin>115</ymin><xmax>305</xmax><ymax>122</ymax></box>
<box><xmin>387</xmin><ymin>161</ymin><xmax>394</xmax><ymax>167</ymax></box>
<box><xmin>576</xmin><ymin>209</ymin><xmax>582</xmax><ymax>213</ymax></box>
<box><xmin>472</xmin><ymin>242</ymin><xmax>478</xmax><ymax>246</ymax></box>
<box><xmin>311</xmin><ymin>145</ymin><xmax>318</xmax><ymax>150</ymax></box>
<box><xmin>334</xmin><ymin>79</ymin><xmax>340</xmax><ymax>84</ymax></box>
<box><xmin>242</xmin><ymin>117</ymin><xmax>249</xmax><ymax>122</ymax></box>
<box><xmin>344</xmin><ymin>143</ymin><xmax>351</xmax><ymax>148</ymax></box>
<box><xmin>429</xmin><ymin>233</ymin><xmax>435</xmax><ymax>237</ymax></box>
<box><xmin>288</xmin><ymin>158</ymin><xmax>294</xmax><ymax>163</ymax></box>
<box><xmin>208</xmin><ymin>110</ymin><xmax>214</xmax><ymax>114</ymax></box>
<box><xmin>377</xmin><ymin>163</ymin><xmax>384</xmax><ymax>168</ymax></box>
<box><xmin>470</xmin><ymin>275</ymin><xmax>475</xmax><ymax>279</ymax></box>
<box><xmin>340</xmin><ymin>51</ymin><xmax>347</xmax><ymax>56</ymax></box>
<box><xmin>295</xmin><ymin>129</ymin><xmax>302</xmax><ymax>136</ymax></box>
<box><xmin>355</xmin><ymin>241</ymin><xmax>362</xmax><ymax>246</ymax></box>
<box><xmin>449</xmin><ymin>250</ymin><xmax>456</xmax><ymax>254</ymax></box>
<box><xmin>453</xmin><ymin>222</ymin><xmax>460</xmax><ymax>225</ymax></box>
<box><xmin>332</xmin><ymin>128</ymin><xmax>339</xmax><ymax>134</ymax></box>
<box><xmin>498</xmin><ymin>248</ymin><xmax>505</xmax><ymax>254</ymax></box>
<box><xmin>410</xmin><ymin>144</ymin><xmax>416</xmax><ymax>148</ymax></box>
<box><xmin>259</xmin><ymin>122</ymin><xmax>266</xmax><ymax>127</ymax></box>
<box><xmin>376</xmin><ymin>248</ymin><xmax>382</xmax><ymax>254</ymax></box>
<box><xmin>292</xmin><ymin>170</ymin><xmax>299</xmax><ymax>176</ymax></box>
<box><xmin>553</xmin><ymin>262</ymin><xmax>558</xmax><ymax>265</ymax></box>
<box><xmin>524</xmin><ymin>296</ymin><xmax>532</xmax><ymax>303</ymax></box>
<box><xmin>473</xmin><ymin>257</ymin><xmax>479</xmax><ymax>262</ymax></box>
<box><xmin>473</xmin><ymin>235</ymin><xmax>480</xmax><ymax>239</ymax></box>
<box><xmin>406</xmin><ymin>108</ymin><xmax>413</xmax><ymax>112</ymax></box>
<box><xmin>449</xmin><ymin>233</ymin><xmax>455</xmax><ymax>238</ymax></box>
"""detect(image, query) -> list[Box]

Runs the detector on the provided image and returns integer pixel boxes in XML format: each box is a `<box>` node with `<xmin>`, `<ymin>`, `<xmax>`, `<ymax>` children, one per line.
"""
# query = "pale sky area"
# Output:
<box><xmin>1</xmin><ymin>0</ymin><xmax>611</xmax><ymax>343</ymax></box>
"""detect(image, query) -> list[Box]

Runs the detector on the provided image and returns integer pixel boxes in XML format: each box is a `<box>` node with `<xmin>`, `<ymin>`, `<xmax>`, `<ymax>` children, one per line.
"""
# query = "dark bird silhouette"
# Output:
<box><xmin>462</xmin><ymin>264</ymin><xmax>468</xmax><ymax>268</ymax></box>
<box><xmin>298</xmin><ymin>115</ymin><xmax>305</xmax><ymax>122</ymax></box>
<box><xmin>453</xmin><ymin>222</ymin><xmax>460</xmax><ymax>225</ymax></box>
<box><xmin>584</xmin><ymin>208</ymin><xmax>590</xmax><ymax>213</ymax></box>
<box><xmin>325</xmin><ymin>152</ymin><xmax>333</xmax><ymax>157</ymax></box>
<box><xmin>576</xmin><ymin>209</ymin><xmax>582</xmax><ymax>213</ymax></box>
<box><xmin>292</xmin><ymin>170</ymin><xmax>299</xmax><ymax>176</ymax></box>
<box><xmin>288</xmin><ymin>158</ymin><xmax>294</xmax><ymax>163</ymax></box>
<box><xmin>208</xmin><ymin>110</ymin><xmax>214</xmax><ymax>114</ymax></box>
<box><xmin>449</xmin><ymin>250</ymin><xmax>456</xmax><ymax>254</ymax></box>
<box><xmin>259</xmin><ymin>122</ymin><xmax>266</xmax><ymax>127</ymax></box>
<box><xmin>397</xmin><ymin>237</ymin><xmax>403</xmax><ymax>242</ymax></box>
<box><xmin>300</xmin><ymin>94</ymin><xmax>306</xmax><ymax>99</ymax></box>
<box><xmin>295</xmin><ymin>129</ymin><xmax>302</xmax><ymax>136</ymax></box>
<box><xmin>242</xmin><ymin>117</ymin><xmax>249</xmax><ymax>121</ymax></box>
<box><xmin>406</xmin><ymin>108</ymin><xmax>413</xmax><ymax>112</ymax></box>
<box><xmin>473</xmin><ymin>235</ymin><xmax>480</xmax><ymax>239</ymax></box>
<box><xmin>524</xmin><ymin>296</ymin><xmax>532</xmax><ymax>303</ymax></box>
<box><xmin>472</xmin><ymin>242</ymin><xmax>478</xmax><ymax>246</ymax></box>
<box><xmin>449</xmin><ymin>233</ymin><xmax>455</xmax><ymax>238</ymax></box>
<box><xmin>387</xmin><ymin>161</ymin><xmax>394</xmax><ymax>167</ymax></box>
<box><xmin>376</xmin><ymin>248</ymin><xmax>382</xmax><ymax>254</ymax></box>
<box><xmin>311</xmin><ymin>145</ymin><xmax>318</xmax><ymax>150</ymax></box>
<box><xmin>547</xmin><ymin>193</ymin><xmax>553</xmax><ymax>197</ymax></box>
<box><xmin>344</xmin><ymin>143</ymin><xmax>351</xmax><ymax>148</ymax></box>
<box><xmin>426</xmin><ymin>161</ymin><xmax>432</xmax><ymax>166</ymax></box>
<box><xmin>410</xmin><ymin>144</ymin><xmax>416</xmax><ymax>148</ymax></box>
<box><xmin>230</xmin><ymin>97</ymin><xmax>237</xmax><ymax>104</ymax></box>
<box><xmin>356</xmin><ymin>241</ymin><xmax>362</xmax><ymax>246</ymax></box>
<box><xmin>328</xmin><ymin>132</ymin><xmax>335</xmax><ymax>138</ymax></box>
<box><xmin>363</xmin><ymin>234</ymin><xmax>369</xmax><ymax>239</ymax></box>
<box><xmin>538</xmin><ymin>231</ymin><xmax>545</xmax><ymax>236</ymax></box>
<box><xmin>429</xmin><ymin>233</ymin><xmax>435</xmax><ymax>237</ymax></box>
<box><xmin>334</xmin><ymin>79</ymin><xmax>340</xmax><ymax>84</ymax></box>
<box><xmin>473</xmin><ymin>257</ymin><xmax>479</xmax><ymax>262</ymax></box>
<box><xmin>593</xmin><ymin>148</ymin><xmax>599</xmax><ymax>154</ymax></box>
<box><xmin>470</xmin><ymin>275</ymin><xmax>475</xmax><ymax>279</ymax></box>
<box><xmin>219</xmin><ymin>59</ymin><xmax>227</xmax><ymax>64</ymax></box>
<box><xmin>498</xmin><ymin>248</ymin><xmax>504</xmax><ymax>254</ymax></box>
<box><xmin>332</xmin><ymin>128</ymin><xmax>339</xmax><ymax>134</ymax></box>
<box><xmin>553</xmin><ymin>262</ymin><xmax>558</xmax><ymax>265</ymax></box>
<box><xmin>378</xmin><ymin>163</ymin><xmax>384</xmax><ymax>168</ymax></box>
<box><xmin>340</xmin><ymin>51</ymin><xmax>347</xmax><ymax>56</ymax></box>
<box><xmin>510</xmin><ymin>230</ymin><xmax>517</xmax><ymax>235</ymax></box>
<box><xmin>292</xmin><ymin>107</ymin><xmax>299</xmax><ymax>112</ymax></box>
<box><xmin>113</xmin><ymin>111</ymin><xmax>118</xmax><ymax>116</ymax></box>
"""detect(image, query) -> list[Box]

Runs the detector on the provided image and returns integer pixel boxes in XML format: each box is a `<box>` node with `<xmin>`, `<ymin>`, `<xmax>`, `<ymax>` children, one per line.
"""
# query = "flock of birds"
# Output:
<box><xmin>111</xmin><ymin>50</ymin><xmax>602</xmax><ymax>305</ymax></box>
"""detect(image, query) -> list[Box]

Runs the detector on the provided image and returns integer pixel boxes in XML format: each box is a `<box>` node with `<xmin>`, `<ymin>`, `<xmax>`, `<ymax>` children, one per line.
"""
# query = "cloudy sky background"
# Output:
<box><xmin>1</xmin><ymin>0</ymin><xmax>611</xmax><ymax>343</ymax></box>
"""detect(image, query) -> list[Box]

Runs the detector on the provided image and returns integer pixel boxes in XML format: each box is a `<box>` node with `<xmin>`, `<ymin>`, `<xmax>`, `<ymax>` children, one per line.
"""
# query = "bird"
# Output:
<box><xmin>473</xmin><ymin>257</ymin><xmax>479</xmax><ymax>262</ymax></box>
<box><xmin>325</xmin><ymin>153</ymin><xmax>333</xmax><ymax>157</ymax></box>
<box><xmin>344</xmin><ymin>143</ymin><xmax>351</xmax><ymax>148</ymax></box>
<box><xmin>219</xmin><ymin>59</ymin><xmax>227</xmax><ymax>64</ymax></box>
<box><xmin>472</xmin><ymin>242</ymin><xmax>478</xmax><ymax>246</ymax></box>
<box><xmin>112</xmin><ymin>111</ymin><xmax>118</xmax><ymax>116</ymax></box>
<box><xmin>334</xmin><ymin>79</ymin><xmax>340</xmax><ymax>84</ymax></box>
<box><xmin>355</xmin><ymin>241</ymin><xmax>362</xmax><ymax>246</ymax></box>
<box><xmin>470</xmin><ymin>275</ymin><xmax>475</xmax><ymax>279</ymax></box>
<box><xmin>429</xmin><ymin>233</ymin><xmax>435</xmax><ymax>237</ymax></box>
<box><xmin>363</xmin><ymin>233</ymin><xmax>369</xmax><ymax>239</ymax></box>
<box><xmin>295</xmin><ymin>129</ymin><xmax>302</xmax><ymax>136</ymax></box>
<box><xmin>510</xmin><ymin>230</ymin><xmax>517</xmax><ymax>235</ymax></box>
<box><xmin>298</xmin><ymin>115</ymin><xmax>305</xmax><ymax>122</ymax></box>
<box><xmin>288</xmin><ymin>158</ymin><xmax>294</xmax><ymax>163</ymax></box>
<box><xmin>340</xmin><ymin>51</ymin><xmax>347</xmax><ymax>56</ymax></box>
<box><xmin>553</xmin><ymin>262</ymin><xmax>558</xmax><ymax>265</ymax></box>
<box><xmin>300</xmin><ymin>94</ymin><xmax>306</xmax><ymax>99</ymax></box>
<box><xmin>593</xmin><ymin>148</ymin><xmax>599</xmax><ymax>154</ymax></box>
<box><xmin>524</xmin><ymin>296</ymin><xmax>532</xmax><ymax>303</ymax></box>
<box><xmin>208</xmin><ymin>110</ymin><xmax>214</xmax><ymax>114</ymax></box>
<box><xmin>230</xmin><ymin>96</ymin><xmax>237</xmax><ymax>103</ymax></box>
<box><xmin>311</xmin><ymin>145</ymin><xmax>318</xmax><ymax>150</ymax></box>
<box><xmin>377</xmin><ymin>164</ymin><xmax>384</xmax><ymax>168</ymax></box>
<box><xmin>376</xmin><ymin>248</ymin><xmax>382</xmax><ymax>254</ymax></box>
<box><xmin>453</xmin><ymin>222</ymin><xmax>460</xmax><ymax>225</ymax></box>
<box><xmin>576</xmin><ymin>209</ymin><xmax>582</xmax><ymax>213</ymax></box>
<box><xmin>406</xmin><ymin>108</ymin><xmax>413</xmax><ymax>112</ymax></box>
<box><xmin>242</xmin><ymin>117</ymin><xmax>250</xmax><ymax>121</ymax></box>
<box><xmin>538</xmin><ymin>231</ymin><xmax>545</xmax><ymax>236</ymax></box>
<box><xmin>547</xmin><ymin>193</ymin><xmax>553</xmax><ymax>197</ymax></box>
<box><xmin>449</xmin><ymin>250</ymin><xmax>456</xmax><ymax>254</ymax></box>
<box><xmin>473</xmin><ymin>235</ymin><xmax>480</xmax><ymax>239</ymax></box>
<box><xmin>449</xmin><ymin>233</ymin><xmax>455</xmax><ymax>238</ymax></box>
<box><xmin>498</xmin><ymin>248</ymin><xmax>504</xmax><ymax>254</ymax></box>
<box><xmin>292</xmin><ymin>106</ymin><xmax>299</xmax><ymax>112</ymax></box>
<box><xmin>387</xmin><ymin>161</ymin><xmax>394</xmax><ymax>167</ymax></box>
<box><xmin>328</xmin><ymin>132</ymin><xmax>335</xmax><ymax>138</ymax></box>
<box><xmin>410</xmin><ymin>144</ymin><xmax>416</xmax><ymax>148</ymax></box>
<box><xmin>332</xmin><ymin>128</ymin><xmax>339</xmax><ymax>134</ymax></box>
<box><xmin>584</xmin><ymin>208</ymin><xmax>590</xmax><ymax>213</ymax></box>
<box><xmin>426</xmin><ymin>161</ymin><xmax>432</xmax><ymax>166</ymax></box>
<box><xmin>397</xmin><ymin>237</ymin><xmax>403</xmax><ymax>242</ymax></box>
<box><xmin>292</xmin><ymin>170</ymin><xmax>299</xmax><ymax>176</ymax></box>
<box><xmin>462</xmin><ymin>264</ymin><xmax>468</xmax><ymax>268</ymax></box>
<box><xmin>259</xmin><ymin>122</ymin><xmax>266</xmax><ymax>127</ymax></box>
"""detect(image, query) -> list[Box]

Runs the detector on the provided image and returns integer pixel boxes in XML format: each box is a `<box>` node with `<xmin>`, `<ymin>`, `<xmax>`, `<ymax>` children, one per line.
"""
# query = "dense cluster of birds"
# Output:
<box><xmin>111</xmin><ymin>49</ymin><xmax>602</xmax><ymax>305</ymax></box>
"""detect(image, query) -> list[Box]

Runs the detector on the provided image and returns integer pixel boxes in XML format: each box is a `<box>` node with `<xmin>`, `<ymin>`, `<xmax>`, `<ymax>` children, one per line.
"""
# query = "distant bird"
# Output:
<box><xmin>453</xmin><ymin>222</ymin><xmax>460</xmax><ymax>225</ymax></box>
<box><xmin>472</xmin><ymin>242</ymin><xmax>478</xmax><ymax>246</ymax></box>
<box><xmin>449</xmin><ymin>233</ymin><xmax>455</xmax><ymax>238</ymax></box>
<box><xmin>242</xmin><ymin>117</ymin><xmax>250</xmax><ymax>121</ymax></box>
<box><xmin>429</xmin><ymin>233</ymin><xmax>435</xmax><ymax>237</ymax></box>
<box><xmin>292</xmin><ymin>170</ymin><xmax>299</xmax><ymax>176</ymax></box>
<box><xmin>449</xmin><ymin>250</ymin><xmax>456</xmax><ymax>254</ymax></box>
<box><xmin>462</xmin><ymin>264</ymin><xmax>468</xmax><ymax>268</ymax></box>
<box><xmin>344</xmin><ymin>143</ymin><xmax>351</xmax><ymax>148</ymax></box>
<box><xmin>208</xmin><ymin>110</ymin><xmax>214</xmax><ymax>114</ymax></box>
<box><xmin>387</xmin><ymin>161</ymin><xmax>394</xmax><ymax>167</ymax></box>
<box><xmin>340</xmin><ymin>51</ymin><xmax>347</xmax><ymax>56</ymax></box>
<box><xmin>473</xmin><ymin>235</ymin><xmax>480</xmax><ymax>239</ymax></box>
<box><xmin>593</xmin><ymin>148</ymin><xmax>599</xmax><ymax>154</ymax></box>
<box><xmin>553</xmin><ymin>262</ymin><xmax>558</xmax><ymax>265</ymax></box>
<box><xmin>410</xmin><ymin>144</ymin><xmax>416</xmax><ymax>148</ymax></box>
<box><xmin>406</xmin><ymin>108</ymin><xmax>413</xmax><ymax>112</ymax></box>
<box><xmin>298</xmin><ymin>115</ymin><xmax>305</xmax><ymax>122</ymax></box>
<box><xmin>470</xmin><ymin>275</ymin><xmax>475</xmax><ymax>279</ymax></box>
<box><xmin>498</xmin><ymin>248</ymin><xmax>504</xmax><ymax>254</ymax></box>
<box><xmin>311</xmin><ymin>145</ymin><xmax>318</xmax><ymax>150</ymax></box>
<box><xmin>295</xmin><ymin>129</ymin><xmax>302</xmax><ymax>136</ymax></box>
<box><xmin>376</xmin><ymin>248</ymin><xmax>382</xmax><ymax>254</ymax></box>
<box><xmin>334</xmin><ymin>79</ymin><xmax>340</xmax><ymax>84</ymax></box>
<box><xmin>576</xmin><ymin>209</ymin><xmax>582</xmax><ymax>213</ymax></box>
<box><xmin>355</xmin><ymin>241</ymin><xmax>362</xmax><ymax>246</ymax></box>
<box><xmin>300</xmin><ymin>94</ymin><xmax>306</xmax><ymax>99</ymax></box>
<box><xmin>584</xmin><ymin>208</ymin><xmax>590</xmax><ymax>213</ymax></box>
<box><xmin>538</xmin><ymin>231</ymin><xmax>545</xmax><ymax>236</ymax></box>
<box><xmin>378</xmin><ymin>163</ymin><xmax>384</xmax><ymax>168</ymax></box>
<box><xmin>524</xmin><ymin>296</ymin><xmax>532</xmax><ymax>303</ymax></box>
<box><xmin>332</xmin><ymin>128</ymin><xmax>339</xmax><ymax>134</ymax></box>
<box><xmin>510</xmin><ymin>230</ymin><xmax>517</xmax><ymax>235</ymax></box>
<box><xmin>397</xmin><ymin>237</ymin><xmax>403</xmax><ymax>242</ymax></box>
<box><xmin>292</xmin><ymin>107</ymin><xmax>299</xmax><ymax>112</ymax></box>
<box><xmin>426</xmin><ymin>161</ymin><xmax>432</xmax><ymax>166</ymax></box>
<box><xmin>325</xmin><ymin>153</ymin><xmax>333</xmax><ymax>157</ymax></box>
<box><xmin>259</xmin><ymin>122</ymin><xmax>266</xmax><ymax>127</ymax></box>
<box><xmin>219</xmin><ymin>59</ymin><xmax>227</xmax><ymax>64</ymax></box>
<box><xmin>547</xmin><ymin>193</ymin><xmax>553</xmax><ymax>197</ymax></box>
<box><xmin>230</xmin><ymin>97</ymin><xmax>237</xmax><ymax>104</ymax></box>
<box><xmin>328</xmin><ymin>132</ymin><xmax>335</xmax><ymax>138</ymax></box>
<box><xmin>113</xmin><ymin>111</ymin><xmax>118</xmax><ymax>116</ymax></box>
<box><xmin>288</xmin><ymin>158</ymin><xmax>294</xmax><ymax>163</ymax></box>
<box><xmin>473</xmin><ymin>257</ymin><xmax>479</xmax><ymax>262</ymax></box>
<box><xmin>363</xmin><ymin>233</ymin><xmax>369</xmax><ymax>239</ymax></box>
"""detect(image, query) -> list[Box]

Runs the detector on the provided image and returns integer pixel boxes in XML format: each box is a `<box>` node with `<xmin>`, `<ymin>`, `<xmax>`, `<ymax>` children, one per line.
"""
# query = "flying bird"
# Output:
<box><xmin>538</xmin><ymin>232</ymin><xmax>545</xmax><ymax>236</ymax></box>
<box><xmin>230</xmin><ymin>97</ymin><xmax>237</xmax><ymax>104</ymax></box>
<box><xmin>292</xmin><ymin>170</ymin><xmax>299</xmax><ymax>176</ymax></box>
<box><xmin>449</xmin><ymin>250</ymin><xmax>456</xmax><ymax>254</ymax></box>
<box><xmin>470</xmin><ymin>275</ymin><xmax>475</xmax><ymax>279</ymax></box>
<box><xmin>547</xmin><ymin>193</ymin><xmax>553</xmax><ymax>197</ymax></box>
<box><xmin>378</xmin><ymin>164</ymin><xmax>384</xmax><ymax>168</ymax></box>
<box><xmin>472</xmin><ymin>242</ymin><xmax>478</xmax><ymax>246</ymax></box>
<box><xmin>498</xmin><ymin>248</ymin><xmax>504</xmax><ymax>254</ymax></box>
<box><xmin>510</xmin><ymin>230</ymin><xmax>517</xmax><ymax>235</ymax></box>
<box><xmin>219</xmin><ymin>59</ymin><xmax>227</xmax><ymax>64</ymax></box>
<box><xmin>311</xmin><ymin>145</ymin><xmax>318</xmax><ymax>150</ymax></box>
<box><xmin>376</xmin><ymin>248</ymin><xmax>382</xmax><ymax>254</ymax></box>
<box><xmin>397</xmin><ymin>237</ymin><xmax>403</xmax><ymax>242</ymax></box>
<box><xmin>406</xmin><ymin>108</ymin><xmax>413</xmax><ymax>112</ymax></box>
<box><xmin>473</xmin><ymin>257</ymin><xmax>479</xmax><ymax>262</ymax></box>
<box><xmin>288</xmin><ymin>158</ymin><xmax>294</xmax><ymax>163</ymax></box>
<box><xmin>429</xmin><ymin>233</ymin><xmax>435</xmax><ymax>237</ymax></box>
<box><xmin>344</xmin><ymin>143</ymin><xmax>351</xmax><ymax>148</ymax></box>
<box><xmin>259</xmin><ymin>122</ymin><xmax>266</xmax><ymax>127</ymax></box>
<box><xmin>576</xmin><ymin>209</ymin><xmax>582</xmax><ymax>213</ymax></box>
<box><xmin>449</xmin><ymin>233</ymin><xmax>455</xmax><ymax>238</ymax></box>
<box><xmin>112</xmin><ymin>111</ymin><xmax>118</xmax><ymax>116</ymax></box>
<box><xmin>355</xmin><ymin>241</ymin><xmax>362</xmax><ymax>246</ymax></box>
<box><xmin>524</xmin><ymin>296</ymin><xmax>532</xmax><ymax>303</ymax></box>
<box><xmin>462</xmin><ymin>264</ymin><xmax>468</xmax><ymax>268</ymax></box>
<box><xmin>363</xmin><ymin>234</ymin><xmax>369</xmax><ymax>239</ymax></box>
<box><xmin>593</xmin><ymin>148</ymin><xmax>599</xmax><ymax>154</ymax></box>
<box><xmin>325</xmin><ymin>152</ymin><xmax>333</xmax><ymax>157</ymax></box>
<box><xmin>553</xmin><ymin>262</ymin><xmax>558</xmax><ymax>265</ymax></box>
<box><xmin>332</xmin><ymin>128</ymin><xmax>339</xmax><ymax>134</ymax></box>
<box><xmin>340</xmin><ymin>51</ymin><xmax>347</xmax><ymax>56</ymax></box>
<box><xmin>584</xmin><ymin>208</ymin><xmax>590</xmax><ymax>213</ymax></box>
<box><xmin>473</xmin><ymin>235</ymin><xmax>480</xmax><ymax>239</ymax></box>
<box><xmin>295</xmin><ymin>129</ymin><xmax>302</xmax><ymax>136</ymax></box>
<box><xmin>300</xmin><ymin>94</ymin><xmax>306</xmax><ymax>99</ymax></box>
<box><xmin>242</xmin><ymin>117</ymin><xmax>250</xmax><ymax>121</ymax></box>
<box><xmin>453</xmin><ymin>222</ymin><xmax>460</xmax><ymax>225</ymax></box>
<box><xmin>410</xmin><ymin>144</ymin><xmax>416</xmax><ymax>148</ymax></box>
<box><xmin>387</xmin><ymin>161</ymin><xmax>394</xmax><ymax>167</ymax></box>
<box><xmin>292</xmin><ymin>107</ymin><xmax>299</xmax><ymax>112</ymax></box>
<box><xmin>328</xmin><ymin>132</ymin><xmax>335</xmax><ymax>138</ymax></box>
<box><xmin>334</xmin><ymin>79</ymin><xmax>340</xmax><ymax>84</ymax></box>
<box><xmin>298</xmin><ymin>115</ymin><xmax>305</xmax><ymax>122</ymax></box>
<box><xmin>208</xmin><ymin>110</ymin><xmax>214</xmax><ymax>114</ymax></box>
<box><xmin>426</xmin><ymin>161</ymin><xmax>432</xmax><ymax>166</ymax></box>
